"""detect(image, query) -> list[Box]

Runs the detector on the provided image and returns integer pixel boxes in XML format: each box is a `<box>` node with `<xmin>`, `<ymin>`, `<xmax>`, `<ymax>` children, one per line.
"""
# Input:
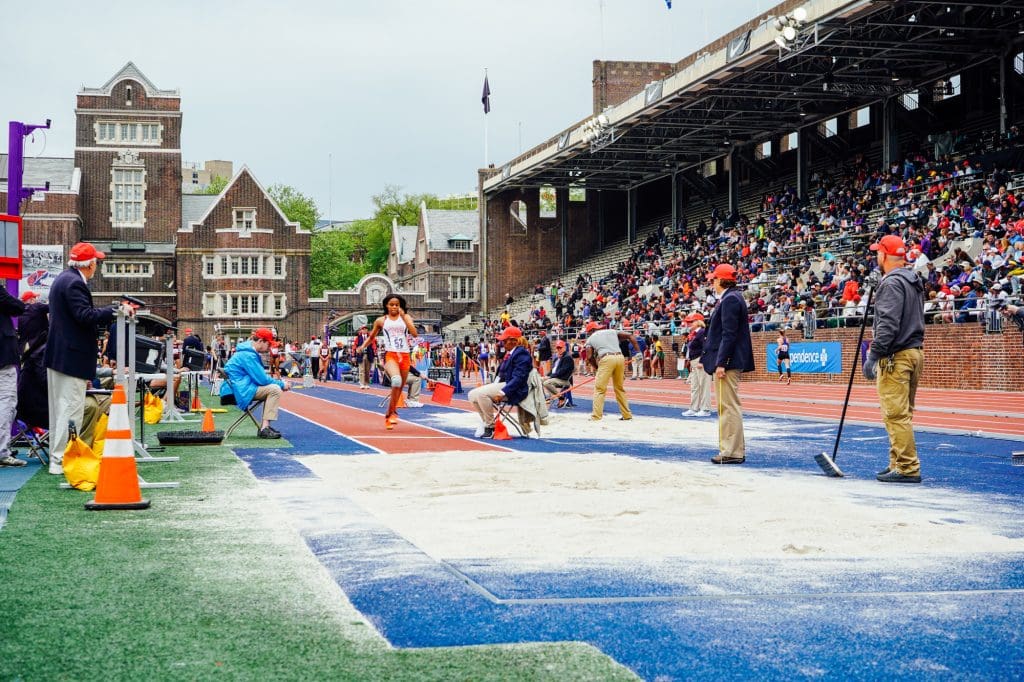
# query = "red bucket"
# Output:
<box><xmin>431</xmin><ymin>382</ymin><xmax>455</xmax><ymax>406</ymax></box>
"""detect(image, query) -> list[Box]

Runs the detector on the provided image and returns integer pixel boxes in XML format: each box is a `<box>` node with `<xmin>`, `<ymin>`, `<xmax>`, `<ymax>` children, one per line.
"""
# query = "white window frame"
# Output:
<box><xmin>233</xmin><ymin>208</ymin><xmax>256</xmax><ymax>237</ymax></box>
<box><xmin>109</xmin><ymin>166</ymin><xmax>146</xmax><ymax>228</ymax></box>
<box><xmin>94</xmin><ymin>121</ymin><xmax>162</xmax><ymax>146</ymax></box>
<box><xmin>102</xmin><ymin>261</ymin><xmax>153</xmax><ymax>278</ymax></box>
<box><xmin>449</xmin><ymin>275</ymin><xmax>477</xmax><ymax>301</ymax></box>
<box><xmin>202</xmin><ymin>292</ymin><xmax>287</xmax><ymax>318</ymax></box>
<box><xmin>202</xmin><ymin>253</ymin><xmax>286</xmax><ymax>280</ymax></box>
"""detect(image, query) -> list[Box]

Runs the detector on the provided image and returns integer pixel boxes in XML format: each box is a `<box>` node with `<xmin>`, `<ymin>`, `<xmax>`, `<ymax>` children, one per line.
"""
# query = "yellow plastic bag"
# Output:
<box><xmin>63</xmin><ymin>427</ymin><xmax>101</xmax><ymax>492</ymax></box>
<box><xmin>92</xmin><ymin>412</ymin><xmax>108</xmax><ymax>459</ymax></box>
<box><xmin>143</xmin><ymin>392</ymin><xmax>163</xmax><ymax>424</ymax></box>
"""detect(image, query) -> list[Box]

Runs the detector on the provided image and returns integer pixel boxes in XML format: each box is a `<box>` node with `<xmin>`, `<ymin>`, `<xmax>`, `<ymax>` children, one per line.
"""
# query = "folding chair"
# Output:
<box><xmin>495</xmin><ymin>400</ymin><xmax>541</xmax><ymax>438</ymax></box>
<box><xmin>10</xmin><ymin>419</ymin><xmax>49</xmax><ymax>466</ymax></box>
<box><xmin>217</xmin><ymin>370</ymin><xmax>266</xmax><ymax>437</ymax></box>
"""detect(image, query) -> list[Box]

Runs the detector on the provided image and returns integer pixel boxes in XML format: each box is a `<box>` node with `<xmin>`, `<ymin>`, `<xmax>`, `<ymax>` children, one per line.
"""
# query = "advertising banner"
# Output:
<box><xmin>766</xmin><ymin>342</ymin><xmax>842</xmax><ymax>374</ymax></box>
<box><xmin>20</xmin><ymin>244</ymin><xmax>64</xmax><ymax>299</ymax></box>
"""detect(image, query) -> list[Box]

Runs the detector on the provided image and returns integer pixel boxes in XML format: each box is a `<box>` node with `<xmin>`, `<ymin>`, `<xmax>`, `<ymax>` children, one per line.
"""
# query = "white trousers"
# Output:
<box><xmin>467</xmin><ymin>381</ymin><xmax>506</xmax><ymax>427</ymax></box>
<box><xmin>47</xmin><ymin>368</ymin><xmax>88</xmax><ymax>467</ymax></box>
<box><xmin>0</xmin><ymin>365</ymin><xmax>17</xmax><ymax>455</ymax></box>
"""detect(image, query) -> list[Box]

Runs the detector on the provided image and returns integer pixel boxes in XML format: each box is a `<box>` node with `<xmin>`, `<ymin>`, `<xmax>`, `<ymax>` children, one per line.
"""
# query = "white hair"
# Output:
<box><xmin>69</xmin><ymin>257</ymin><xmax>97</xmax><ymax>269</ymax></box>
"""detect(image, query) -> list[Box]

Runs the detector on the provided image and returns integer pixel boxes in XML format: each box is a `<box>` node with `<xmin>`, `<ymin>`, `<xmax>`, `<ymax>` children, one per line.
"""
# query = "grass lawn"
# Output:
<box><xmin>0</xmin><ymin>403</ymin><xmax>635</xmax><ymax>681</ymax></box>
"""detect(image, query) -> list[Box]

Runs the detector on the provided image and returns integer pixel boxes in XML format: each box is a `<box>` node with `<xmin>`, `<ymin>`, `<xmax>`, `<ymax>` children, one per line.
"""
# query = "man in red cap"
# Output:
<box><xmin>543</xmin><ymin>339</ymin><xmax>575</xmax><ymax>407</ymax></box>
<box><xmin>223</xmin><ymin>327</ymin><xmax>290</xmax><ymax>439</ymax></box>
<box><xmin>702</xmin><ymin>263</ymin><xmax>755</xmax><ymax>463</ymax></box>
<box><xmin>45</xmin><ymin>242</ymin><xmax>133</xmax><ymax>474</ymax></box>
<box><xmin>467</xmin><ymin>325</ymin><xmax>532</xmax><ymax>438</ymax></box>
<box><xmin>865</xmin><ymin>234</ymin><xmax>925</xmax><ymax>483</ymax></box>
<box><xmin>584</xmin><ymin>322</ymin><xmax>641</xmax><ymax>421</ymax></box>
<box><xmin>682</xmin><ymin>312</ymin><xmax>711</xmax><ymax>417</ymax></box>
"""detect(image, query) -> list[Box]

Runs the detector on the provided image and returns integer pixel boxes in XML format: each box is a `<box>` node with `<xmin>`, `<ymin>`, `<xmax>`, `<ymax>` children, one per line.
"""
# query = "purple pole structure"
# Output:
<box><xmin>6</xmin><ymin>119</ymin><xmax>52</xmax><ymax>299</ymax></box>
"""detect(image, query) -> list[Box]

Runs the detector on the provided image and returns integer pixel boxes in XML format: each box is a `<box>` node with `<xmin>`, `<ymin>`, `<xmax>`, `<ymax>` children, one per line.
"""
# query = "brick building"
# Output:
<box><xmin>2</xmin><ymin>62</ymin><xmax>436</xmax><ymax>345</ymax></box>
<box><xmin>387</xmin><ymin>201</ymin><xmax>479</xmax><ymax>324</ymax></box>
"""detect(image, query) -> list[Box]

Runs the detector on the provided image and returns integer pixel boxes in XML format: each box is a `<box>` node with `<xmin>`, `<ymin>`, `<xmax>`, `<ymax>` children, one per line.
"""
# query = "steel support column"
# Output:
<box><xmin>627</xmin><ymin>187</ymin><xmax>637</xmax><ymax>244</ymax></box>
<box><xmin>560</xmin><ymin>188</ymin><xmax>568</xmax><ymax>273</ymax></box>
<box><xmin>796</xmin><ymin>127</ymin><xmax>808</xmax><ymax>201</ymax></box>
<box><xmin>1000</xmin><ymin>51</ymin><xmax>1008</xmax><ymax>135</ymax></box>
<box><xmin>881</xmin><ymin>98</ymin><xmax>898</xmax><ymax>169</ymax></box>
<box><xmin>727</xmin><ymin>147</ymin><xmax>739</xmax><ymax>216</ymax></box>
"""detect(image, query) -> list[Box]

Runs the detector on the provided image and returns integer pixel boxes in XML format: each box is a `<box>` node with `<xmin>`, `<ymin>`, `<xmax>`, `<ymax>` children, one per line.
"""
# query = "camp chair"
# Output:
<box><xmin>10</xmin><ymin>419</ymin><xmax>49</xmax><ymax>466</ymax></box>
<box><xmin>217</xmin><ymin>369</ymin><xmax>266</xmax><ymax>437</ymax></box>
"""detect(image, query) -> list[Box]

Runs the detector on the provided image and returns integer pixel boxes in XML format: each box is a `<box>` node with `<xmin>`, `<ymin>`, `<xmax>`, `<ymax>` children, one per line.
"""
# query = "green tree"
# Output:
<box><xmin>309</xmin><ymin>230</ymin><xmax>366</xmax><ymax>297</ymax></box>
<box><xmin>197</xmin><ymin>175</ymin><xmax>229</xmax><ymax>195</ymax></box>
<box><xmin>269</xmin><ymin>183</ymin><xmax>320</xmax><ymax>232</ymax></box>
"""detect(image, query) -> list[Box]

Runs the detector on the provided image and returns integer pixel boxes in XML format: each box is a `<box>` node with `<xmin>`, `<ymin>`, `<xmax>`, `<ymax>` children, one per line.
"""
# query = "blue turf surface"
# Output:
<box><xmin>241</xmin><ymin>384</ymin><xmax>1024</xmax><ymax>680</ymax></box>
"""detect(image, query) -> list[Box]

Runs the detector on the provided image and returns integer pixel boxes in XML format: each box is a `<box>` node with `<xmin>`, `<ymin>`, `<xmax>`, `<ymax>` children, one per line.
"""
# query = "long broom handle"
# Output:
<box><xmin>831</xmin><ymin>285</ymin><xmax>875</xmax><ymax>464</ymax></box>
<box><xmin>550</xmin><ymin>375</ymin><xmax>596</xmax><ymax>400</ymax></box>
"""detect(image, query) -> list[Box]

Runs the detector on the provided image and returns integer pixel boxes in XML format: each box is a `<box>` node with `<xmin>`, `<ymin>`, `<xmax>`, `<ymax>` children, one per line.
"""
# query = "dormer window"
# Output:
<box><xmin>448</xmin><ymin>239</ymin><xmax>471</xmax><ymax>250</ymax></box>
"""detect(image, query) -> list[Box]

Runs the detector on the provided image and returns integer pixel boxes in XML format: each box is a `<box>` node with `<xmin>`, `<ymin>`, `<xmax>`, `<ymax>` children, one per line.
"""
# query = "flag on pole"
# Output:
<box><xmin>481</xmin><ymin>74</ymin><xmax>491</xmax><ymax>114</ymax></box>
<box><xmin>665</xmin><ymin>0</ymin><xmax>672</xmax><ymax>7</ymax></box>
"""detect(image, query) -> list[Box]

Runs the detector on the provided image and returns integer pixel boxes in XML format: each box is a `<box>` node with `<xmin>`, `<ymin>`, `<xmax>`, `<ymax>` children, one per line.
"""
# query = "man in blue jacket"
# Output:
<box><xmin>467</xmin><ymin>325</ymin><xmax>532</xmax><ymax>438</ymax></box>
<box><xmin>224</xmin><ymin>327</ymin><xmax>290</xmax><ymax>439</ymax></box>
<box><xmin>45</xmin><ymin>242</ymin><xmax>127</xmax><ymax>474</ymax></box>
<box><xmin>701</xmin><ymin>263</ymin><xmax>755</xmax><ymax>464</ymax></box>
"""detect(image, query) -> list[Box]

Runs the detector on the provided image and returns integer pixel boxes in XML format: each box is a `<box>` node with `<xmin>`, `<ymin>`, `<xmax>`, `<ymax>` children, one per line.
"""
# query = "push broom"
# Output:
<box><xmin>815</xmin><ymin>284</ymin><xmax>876</xmax><ymax>478</ymax></box>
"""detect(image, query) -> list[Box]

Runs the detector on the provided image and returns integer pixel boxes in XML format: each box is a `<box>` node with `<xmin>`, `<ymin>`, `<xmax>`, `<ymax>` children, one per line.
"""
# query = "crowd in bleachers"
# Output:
<box><xmin>476</xmin><ymin>125</ymin><xmax>1024</xmax><ymax>369</ymax></box>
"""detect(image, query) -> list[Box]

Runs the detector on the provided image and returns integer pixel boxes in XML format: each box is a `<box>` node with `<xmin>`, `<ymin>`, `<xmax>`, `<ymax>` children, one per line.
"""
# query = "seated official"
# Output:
<box><xmin>223</xmin><ymin>328</ymin><xmax>290</xmax><ymax>439</ymax></box>
<box><xmin>467</xmin><ymin>326</ymin><xmax>532</xmax><ymax>438</ymax></box>
<box><xmin>543</xmin><ymin>340</ymin><xmax>575</xmax><ymax>406</ymax></box>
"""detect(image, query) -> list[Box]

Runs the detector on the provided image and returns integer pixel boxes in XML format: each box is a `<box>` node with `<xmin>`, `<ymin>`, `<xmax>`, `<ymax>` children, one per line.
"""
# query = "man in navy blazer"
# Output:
<box><xmin>467</xmin><ymin>325</ymin><xmax>533</xmax><ymax>438</ymax></box>
<box><xmin>702</xmin><ymin>263</ymin><xmax>755</xmax><ymax>464</ymax></box>
<box><xmin>45</xmin><ymin>242</ymin><xmax>130</xmax><ymax>474</ymax></box>
<box><xmin>0</xmin><ymin>288</ymin><xmax>27</xmax><ymax>467</ymax></box>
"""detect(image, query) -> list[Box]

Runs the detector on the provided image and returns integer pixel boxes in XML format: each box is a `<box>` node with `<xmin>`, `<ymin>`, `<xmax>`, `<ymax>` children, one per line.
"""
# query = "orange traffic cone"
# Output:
<box><xmin>202</xmin><ymin>408</ymin><xmax>215</xmax><ymax>432</ymax></box>
<box><xmin>191</xmin><ymin>391</ymin><xmax>204</xmax><ymax>412</ymax></box>
<box><xmin>86</xmin><ymin>384</ymin><xmax>150</xmax><ymax>511</ymax></box>
<box><xmin>492</xmin><ymin>415</ymin><xmax>513</xmax><ymax>440</ymax></box>
<box><xmin>396</xmin><ymin>392</ymin><xmax>407</xmax><ymax>409</ymax></box>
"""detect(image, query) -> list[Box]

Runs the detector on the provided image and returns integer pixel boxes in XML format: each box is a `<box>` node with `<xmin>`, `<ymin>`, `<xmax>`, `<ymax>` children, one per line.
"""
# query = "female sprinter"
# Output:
<box><xmin>357</xmin><ymin>294</ymin><xmax>418</xmax><ymax>429</ymax></box>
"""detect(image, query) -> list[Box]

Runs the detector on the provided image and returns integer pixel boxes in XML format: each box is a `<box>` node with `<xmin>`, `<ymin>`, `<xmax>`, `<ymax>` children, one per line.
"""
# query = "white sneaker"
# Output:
<box><xmin>682</xmin><ymin>409</ymin><xmax>698</xmax><ymax>417</ymax></box>
<box><xmin>695</xmin><ymin>410</ymin><xmax>711</xmax><ymax>417</ymax></box>
<box><xmin>0</xmin><ymin>455</ymin><xmax>27</xmax><ymax>467</ymax></box>
<box><xmin>406</xmin><ymin>400</ymin><xmax>423</xmax><ymax>408</ymax></box>
<box><xmin>49</xmin><ymin>462</ymin><xmax>64</xmax><ymax>475</ymax></box>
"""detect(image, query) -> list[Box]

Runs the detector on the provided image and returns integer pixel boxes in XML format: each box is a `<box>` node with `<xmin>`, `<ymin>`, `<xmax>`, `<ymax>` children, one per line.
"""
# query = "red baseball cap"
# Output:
<box><xmin>252</xmin><ymin>327</ymin><xmax>275</xmax><ymax>343</ymax></box>
<box><xmin>20</xmin><ymin>290</ymin><xmax>38</xmax><ymax>302</ymax></box>
<box><xmin>706</xmin><ymin>264</ymin><xmax>737</xmax><ymax>281</ymax></box>
<box><xmin>184</xmin><ymin>328</ymin><xmax>193</xmax><ymax>334</ymax></box>
<box><xmin>69</xmin><ymin>242</ymin><xmax>105</xmax><ymax>262</ymax></box>
<box><xmin>584</xmin><ymin>321</ymin><xmax>604</xmax><ymax>335</ymax></box>
<box><xmin>555</xmin><ymin>340</ymin><xmax>566</xmax><ymax>349</ymax></box>
<box><xmin>870</xmin><ymin>235</ymin><xmax>907</xmax><ymax>257</ymax></box>
<box><xmin>496</xmin><ymin>326</ymin><xmax>523</xmax><ymax>341</ymax></box>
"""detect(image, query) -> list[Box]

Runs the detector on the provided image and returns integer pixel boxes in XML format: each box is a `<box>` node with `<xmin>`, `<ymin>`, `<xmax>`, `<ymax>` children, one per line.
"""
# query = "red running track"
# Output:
<box><xmin>301</xmin><ymin>374</ymin><xmax>1024</xmax><ymax>441</ymax></box>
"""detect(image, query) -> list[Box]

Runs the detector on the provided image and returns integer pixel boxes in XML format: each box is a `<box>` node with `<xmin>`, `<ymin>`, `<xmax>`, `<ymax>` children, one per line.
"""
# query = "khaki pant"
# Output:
<box><xmin>593</xmin><ymin>354</ymin><xmax>631</xmax><ymax>419</ymax></box>
<box><xmin>467</xmin><ymin>381</ymin><xmax>506</xmax><ymax>427</ymax></box>
<box><xmin>689</xmin><ymin>360</ymin><xmax>712</xmax><ymax>412</ymax></box>
<box><xmin>877</xmin><ymin>348</ymin><xmax>923</xmax><ymax>476</ymax></box>
<box><xmin>253</xmin><ymin>383</ymin><xmax>283</xmax><ymax>422</ymax></box>
<box><xmin>542</xmin><ymin>377</ymin><xmax>571</xmax><ymax>397</ymax></box>
<box><xmin>47</xmin><ymin>369</ymin><xmax>88</xmax><ymax>469</ymax></box>
<box><xmin>714</xmin><ymin>369</ymin><xmax>745</xmax><ymax>459</ymax></box>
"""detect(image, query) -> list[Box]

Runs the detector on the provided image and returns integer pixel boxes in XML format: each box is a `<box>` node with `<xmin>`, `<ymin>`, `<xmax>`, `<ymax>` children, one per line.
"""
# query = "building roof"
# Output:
<box><xmin>394</xmin><ymin>225</ymin><xmax>418</xmax><ymax>264</ymax></box>
<box><xmin>80</xmin><ymin>61</ymin><xmax>179</xmax><ymax>98</ymax></box>
<box><xmin>0</xmin><ymin>154</ymin><xmax>78</xmax><ymax>192</ymax></box>
<box><xmin>423</xmin><ymin>207</ymin><xmax>479</xmax><ymax>251</ymax></box>
<box><xmin>181</xmin><ymin>194</ymin><xmax>217</xmax><ymax>231</ymax></box>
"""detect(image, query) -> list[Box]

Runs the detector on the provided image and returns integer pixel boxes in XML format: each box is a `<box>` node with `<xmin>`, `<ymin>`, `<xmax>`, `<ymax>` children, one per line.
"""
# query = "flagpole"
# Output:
<box><xmin>484</xmin><ymin>68</ymin><xmax>489</xmax><ymax>167</ymax></box>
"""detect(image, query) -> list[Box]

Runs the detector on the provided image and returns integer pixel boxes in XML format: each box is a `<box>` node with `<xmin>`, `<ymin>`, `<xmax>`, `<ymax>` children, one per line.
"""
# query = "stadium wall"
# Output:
<box><xmin>662</xmin><ymin>325</ymin><xmax>1024</xmax><ymax>392</ymax></box>
<box><xmin>593</xmin><ymin>61</ymin><xmax>676</xmax><ymax>114</ymax></box>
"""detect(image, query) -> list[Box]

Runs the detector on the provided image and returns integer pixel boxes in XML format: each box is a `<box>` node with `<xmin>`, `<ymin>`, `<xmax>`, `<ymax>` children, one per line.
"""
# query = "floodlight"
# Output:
<box><xmin>792</xmin><ymin>7</ymin><xmax>807</xmax><ymax>22</ymax></box>
<box><xmin>597</xmin><ymin>114</ymin><xmax>609</xmax><ymax>127</ymax></box>
<box><xmin>773</xmin><ymin>17</ymin><xmax>785</xmax><ymax>31</ymax></box>
<box><xmin>783</xmin><ymin>25</ymin><xmax>797</xmax><ymax>41</ymax></box>
<box><xmin>775</xmin><ymin>35</ymin><xmax>790</xmax><ymax>49</ymax></box>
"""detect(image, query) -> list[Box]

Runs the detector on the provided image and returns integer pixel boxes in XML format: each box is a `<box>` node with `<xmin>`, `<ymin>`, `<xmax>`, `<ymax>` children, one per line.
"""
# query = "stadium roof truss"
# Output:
<box><xmin>483</xmin><ymin>0</ymin><xmax>1024</xmax><ymax>194</ymax></box>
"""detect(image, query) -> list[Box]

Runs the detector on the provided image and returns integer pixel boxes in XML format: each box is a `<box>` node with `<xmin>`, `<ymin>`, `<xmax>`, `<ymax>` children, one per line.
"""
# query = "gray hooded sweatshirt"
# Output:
<box><xmin>869</xmin><ymin>266</ymin><xmax>925</xmax><ymax>359</ymax></box>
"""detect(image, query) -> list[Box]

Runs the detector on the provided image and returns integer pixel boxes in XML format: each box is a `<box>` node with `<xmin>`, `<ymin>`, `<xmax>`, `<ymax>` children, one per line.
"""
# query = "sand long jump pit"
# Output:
<box><xmin>289</xmin><ymin>410</ymin><xmax>1024</xmax><ymax>598</ymax></box>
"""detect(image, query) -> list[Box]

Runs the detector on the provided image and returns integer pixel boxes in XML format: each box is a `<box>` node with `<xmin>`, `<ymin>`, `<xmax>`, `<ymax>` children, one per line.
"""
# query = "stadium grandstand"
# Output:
<box><xmin>473</xmin><ymin>0</ymin><xmax>1024</xmax><ymax>392</ymax></box>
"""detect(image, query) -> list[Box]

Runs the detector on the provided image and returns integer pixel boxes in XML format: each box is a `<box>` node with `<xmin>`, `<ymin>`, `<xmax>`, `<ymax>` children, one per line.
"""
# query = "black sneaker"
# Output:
<box><xmin>876</xmin><ymin>470</ymin><xmax>921</xmax><ymax>483</ymax></box>
<box><xmin>481</xmin><ymin>426</ymin><xmax>494</xmax><ymax>439</ymax></box>
<box><xmin>258</xmin><ymin>427</ymin><xmax>282</xmax><ymax>439</ymax></box>
<box><xmin>877</xmin><ymin>467</ymin><xmax>892</xmax><ymax>477</ymax></box>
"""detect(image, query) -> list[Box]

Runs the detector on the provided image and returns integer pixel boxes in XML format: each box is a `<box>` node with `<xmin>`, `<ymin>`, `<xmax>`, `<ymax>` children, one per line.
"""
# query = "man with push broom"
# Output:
<box><xmin>864</xmin><ymin>235</ymin><xmax>925</xmax><ymax>484</ymax></box>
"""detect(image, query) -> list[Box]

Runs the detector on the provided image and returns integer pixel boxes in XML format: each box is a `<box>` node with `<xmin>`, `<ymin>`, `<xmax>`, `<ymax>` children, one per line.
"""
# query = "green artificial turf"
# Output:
<box><xmin>0</xmin><ymin>394</ymin><xmax>635</xmax><ymax>681</ymax></box>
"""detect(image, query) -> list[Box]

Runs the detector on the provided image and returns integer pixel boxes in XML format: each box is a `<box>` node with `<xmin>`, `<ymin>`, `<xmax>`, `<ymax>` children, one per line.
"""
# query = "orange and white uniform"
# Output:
<box><xmin>381</xmin><ymin>315</ymin><xmax>411</xmax><ymax>372</ymax></box>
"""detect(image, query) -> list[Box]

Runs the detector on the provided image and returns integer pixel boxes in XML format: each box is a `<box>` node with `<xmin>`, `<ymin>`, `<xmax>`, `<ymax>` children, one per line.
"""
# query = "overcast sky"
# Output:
<box><xmin>4</xmin><ymin>0</ymin><xmax>764</xmax><ymax>219</ymax></box>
